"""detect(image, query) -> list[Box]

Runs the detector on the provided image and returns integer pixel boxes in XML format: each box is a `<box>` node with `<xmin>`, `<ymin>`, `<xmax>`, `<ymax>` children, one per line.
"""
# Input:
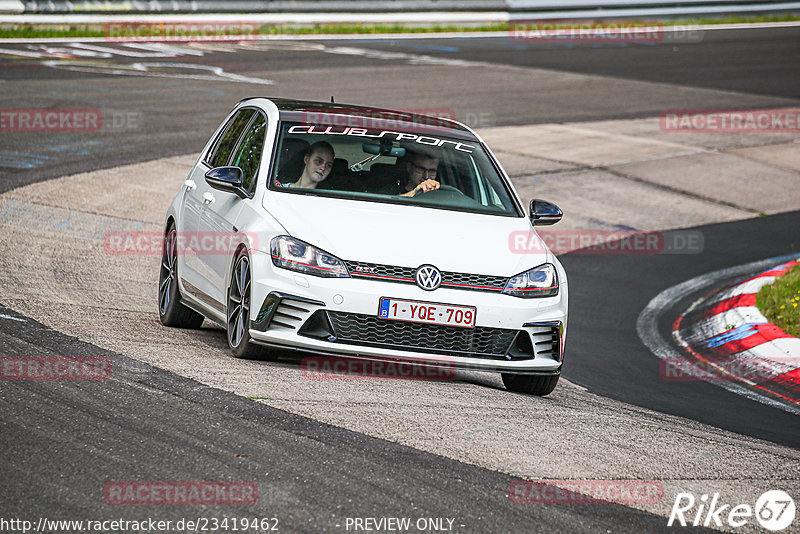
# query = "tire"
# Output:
<box><xmin>226</xmin><ymin>249</ymin><xmax>278</xmax><ymax>360</ymax></box>
<box><xmin>158</xmin><ymin>224</ymin><xmax>205</xmax><ymax>328</ymax></box>
<box><xmin>501</xmin><ymin>373</ymin><xmax>560</xmax><ymax>396</ymax></box>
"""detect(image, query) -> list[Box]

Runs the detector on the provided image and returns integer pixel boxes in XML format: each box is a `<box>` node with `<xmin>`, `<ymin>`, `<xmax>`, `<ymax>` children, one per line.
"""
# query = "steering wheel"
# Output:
<box><xmin>416</xmin><ymin>184</ymin><xmax>464</xmax><ymax>196</ymax></box>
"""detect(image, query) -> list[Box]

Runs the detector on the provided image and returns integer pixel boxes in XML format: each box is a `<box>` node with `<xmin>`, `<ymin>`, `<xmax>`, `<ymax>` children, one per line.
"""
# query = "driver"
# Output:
<box><xmin>384</xmin><ymin>150</ymin><xmax>440</xmax><ymax>197</ymax></box>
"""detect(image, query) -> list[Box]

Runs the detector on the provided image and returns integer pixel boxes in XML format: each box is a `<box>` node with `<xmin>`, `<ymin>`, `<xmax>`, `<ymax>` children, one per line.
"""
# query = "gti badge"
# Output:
<box><xmin>415</xmin><ymin>265</ymin><xmax>441</xmax><ymax>291</ymax></box>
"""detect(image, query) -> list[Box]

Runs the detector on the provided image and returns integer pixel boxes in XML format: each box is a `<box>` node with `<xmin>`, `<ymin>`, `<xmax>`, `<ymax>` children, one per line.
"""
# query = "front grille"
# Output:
<box><xmin>345</xmin><ymin>261</ymin><xmax>508</xmax><ymax>293</ymax></box>
<box><xmin>346</xmin><ymin>261</ymin><xmax>416</xmax><ymax>283</ymax></box>
<box><xmin>442</xmin><ymin>271</ymin><xmax>508</xmax><ymax>291</ymax></box>
<box><xmin>325</xmin><ymin>311</ymin><xmax>527</xmax><ymax>359</ymax></box>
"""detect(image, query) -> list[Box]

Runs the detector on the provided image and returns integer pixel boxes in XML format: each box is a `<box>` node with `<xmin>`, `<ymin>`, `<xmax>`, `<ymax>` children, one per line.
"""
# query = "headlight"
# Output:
<box><xmin>270</xmin><ymin>236</ymin><xmax>350</xmax><ymax>278</ymax></box>
<box><xmin>503</xmin><ymin>263</ymin><xmax>558</xmax><ymax>298</ymax></box>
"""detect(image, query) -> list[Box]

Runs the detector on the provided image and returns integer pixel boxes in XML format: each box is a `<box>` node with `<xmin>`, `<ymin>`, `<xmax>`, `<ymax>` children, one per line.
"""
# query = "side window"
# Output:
<box><xmin>483</xmin><ymin>180</ymin><xmax>504</xmax><ymax>208</ymax></box>
<box><xmin>231</xmin><ymin>113</ymin><xmax>267</xmax><ymax>193</ymax></box>
<box><xmin>207</xmin><ymin>109</ymin><xmax>256</xmax><ymax>168</ymax></box>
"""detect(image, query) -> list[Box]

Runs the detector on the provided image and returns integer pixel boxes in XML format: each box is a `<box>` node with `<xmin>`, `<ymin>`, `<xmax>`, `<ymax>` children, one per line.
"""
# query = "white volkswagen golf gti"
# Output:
<box><xmin>159</xmin><ymin>98</ymin><xmax>568</xmax><ymax>395</ymax></box>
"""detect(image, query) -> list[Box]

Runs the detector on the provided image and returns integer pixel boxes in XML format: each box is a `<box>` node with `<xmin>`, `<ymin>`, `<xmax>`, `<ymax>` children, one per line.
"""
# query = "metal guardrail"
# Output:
<box><xmin>6</xmin><ymin>0</ymin><xmax>800</xmax><ymax>14</ymax></box>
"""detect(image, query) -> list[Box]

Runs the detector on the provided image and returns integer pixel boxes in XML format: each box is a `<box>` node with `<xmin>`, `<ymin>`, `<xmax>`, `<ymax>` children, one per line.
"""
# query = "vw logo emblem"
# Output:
<box><xmin>415</xmin><ymin>265</ymin><xmax>441</xmax><ymax>291</ymax></box>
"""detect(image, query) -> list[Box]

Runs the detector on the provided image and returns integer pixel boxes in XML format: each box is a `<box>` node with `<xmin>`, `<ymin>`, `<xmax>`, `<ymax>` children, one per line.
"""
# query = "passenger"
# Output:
<box><xmin>280</xmin><ymin>141</ymin><xmax>335</xmax><ymax>189</ymax></box>
<box><xmin>384</xmin><ymin>150</ymin><xmax>441</xmax><ymax>197</ymax></box>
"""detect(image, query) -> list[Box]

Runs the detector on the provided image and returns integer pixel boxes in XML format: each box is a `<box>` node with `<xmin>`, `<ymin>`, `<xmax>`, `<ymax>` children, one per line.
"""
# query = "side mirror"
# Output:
<box><xmin>205</xmin><ymin>166</ymin><xmax>248</xmax><ymax>199</ymax></box>
<box><xmin>529</xmin><ymin>199</ymin><xmax>562</xmax><ymax>226</ymax></box>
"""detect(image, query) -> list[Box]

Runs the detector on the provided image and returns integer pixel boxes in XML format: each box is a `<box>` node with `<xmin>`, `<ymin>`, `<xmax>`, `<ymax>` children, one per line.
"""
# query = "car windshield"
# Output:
<box><xmin>268</xmin><ymin>121</ymin><xmax>522</xmax><ymax>217</ymax></box>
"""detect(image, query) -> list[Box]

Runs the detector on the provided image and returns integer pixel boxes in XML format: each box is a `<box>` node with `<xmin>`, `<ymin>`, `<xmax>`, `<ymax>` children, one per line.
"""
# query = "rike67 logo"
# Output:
<box><xmin>668</xmin><ymin>490</ymin><xmax>795</xmax><ymax>531</ymax></box>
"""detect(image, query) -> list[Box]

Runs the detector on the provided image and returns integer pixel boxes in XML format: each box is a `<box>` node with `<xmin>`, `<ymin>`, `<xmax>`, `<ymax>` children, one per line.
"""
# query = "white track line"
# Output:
<box><xmin>1</xmin><ymin>20</ymin><xmax>799</xmax><ymax>44</ymax></box>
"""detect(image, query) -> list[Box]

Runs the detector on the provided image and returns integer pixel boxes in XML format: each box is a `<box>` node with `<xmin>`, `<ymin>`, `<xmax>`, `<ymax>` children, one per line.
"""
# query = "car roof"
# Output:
<box><xmin>238</xmin><ymin>97</ymin><xmax>478</xmax><ymax>141</ymax></box>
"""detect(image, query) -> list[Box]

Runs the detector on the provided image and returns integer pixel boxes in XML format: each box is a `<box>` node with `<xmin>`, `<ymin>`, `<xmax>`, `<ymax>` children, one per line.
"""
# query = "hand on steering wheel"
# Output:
<box><xmin>412</xmin><ymin>179</ymin><xmax>440</xmax><ymax>195</ymax></box>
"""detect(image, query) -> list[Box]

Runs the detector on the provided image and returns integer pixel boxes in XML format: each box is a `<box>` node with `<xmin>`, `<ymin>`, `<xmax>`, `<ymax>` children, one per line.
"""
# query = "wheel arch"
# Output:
<box><xmin>226</xmin><ymin>242</ymin><xmax>252</xmax><ymax>298</ymax></box>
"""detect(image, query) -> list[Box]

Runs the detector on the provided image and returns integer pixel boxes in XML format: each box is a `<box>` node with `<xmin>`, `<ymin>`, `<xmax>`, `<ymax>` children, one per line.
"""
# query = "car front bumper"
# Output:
<box><xmin>248</xmin><ymin>252</ymin><xmax>568</xmax><ymax>374</ymax></box>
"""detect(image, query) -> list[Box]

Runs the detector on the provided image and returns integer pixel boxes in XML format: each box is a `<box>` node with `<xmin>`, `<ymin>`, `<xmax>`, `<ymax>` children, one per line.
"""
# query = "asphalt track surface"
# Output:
<box><xmin>1</xmin><ymin>26</ymin><xmax>799</xmax><ymax>531</ymax></box>
<box><xmin>562</xmin><ymin>210</ymin><xmax>800</xmax><ymax>448</ymax></box>
<box><xmin>342</xmin><ymin>26</ymin><xmax>800</xmax><ymax>100</ymax></box>
<box><xmin>1</xmin><ymin>26</ymin><xmax>799</xmax><ymax>192</ymax></box>
<box><xmin>0</xmin><ymin>306</ymin><xmax>696</xmax><ymax>533</ymax></box>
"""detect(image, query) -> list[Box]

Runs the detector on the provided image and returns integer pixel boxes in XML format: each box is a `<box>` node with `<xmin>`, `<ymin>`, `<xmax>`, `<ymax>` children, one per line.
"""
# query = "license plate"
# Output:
<box><xmin>378</xmin><ymin>298</ymin><xmax>476</xmax><ymax>328</ymax></box>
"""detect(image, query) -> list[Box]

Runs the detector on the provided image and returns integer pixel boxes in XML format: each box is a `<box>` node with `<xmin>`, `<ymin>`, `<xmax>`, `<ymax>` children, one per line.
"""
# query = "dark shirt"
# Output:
<box><xmin>376</xmin><ymin>179</ymin><xmax>410</xmax><ymax>196</ymax></box>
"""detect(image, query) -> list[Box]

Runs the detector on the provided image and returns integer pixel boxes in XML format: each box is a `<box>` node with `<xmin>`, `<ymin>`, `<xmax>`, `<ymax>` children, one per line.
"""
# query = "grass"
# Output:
<box><xmin>757</xmin><ymin>264</ymin><xmax>800</xmax><ymax>337</ymax></box>
<box><xmin>0</xmin><ymin>25</ymin><xmax>105</xmax><ymax>39</ymax></box>
<box><xmin>0</xmin><ymin>22</ymin><xmax>508</xmax><ymax>40</ymax></box>
<box><xmin>669</xmin><ymin>13</ymin><xmax>800</xmax><ymax>25</ymax></box>
<box><xmin>1</xmin><ymin>13</ymin><xmax>799</xmax><ymax>40</ymax></box>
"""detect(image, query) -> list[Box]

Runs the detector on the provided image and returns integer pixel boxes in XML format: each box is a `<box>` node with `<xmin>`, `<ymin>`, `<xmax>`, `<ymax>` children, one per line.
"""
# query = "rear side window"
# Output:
<box><xmin>231</xmin><ymin>113</ymin><xmax>267</xmax><ymax>193</ymax></box>
<box><xmin>207</xmin><ymin>108</ymin><xmax>256</xmax><ymax>168</ymax></box>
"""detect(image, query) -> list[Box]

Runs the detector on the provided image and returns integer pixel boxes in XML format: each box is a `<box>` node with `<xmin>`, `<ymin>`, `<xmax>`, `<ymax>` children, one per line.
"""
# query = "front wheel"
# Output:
<box><xmin>501</xmin><ymin>373</ymin><xmax>559</xmax><ymax>396</ymax></box>
<box><xmin>158</xmin><ymin>224</ymin><xmax>204</xmax><ymax>328</ymax></box>
<box><xmin>226</xmin><ymin>250</ymin><xmax>278</xmax><ymax>360</ymax></box>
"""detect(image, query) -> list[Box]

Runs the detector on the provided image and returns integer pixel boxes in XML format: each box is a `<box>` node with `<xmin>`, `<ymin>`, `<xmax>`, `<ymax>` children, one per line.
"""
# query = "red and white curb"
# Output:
<box><xmin>673</xmin><ymin>259</ymin><xmax>800</xmax><ymax>405</ymax></box>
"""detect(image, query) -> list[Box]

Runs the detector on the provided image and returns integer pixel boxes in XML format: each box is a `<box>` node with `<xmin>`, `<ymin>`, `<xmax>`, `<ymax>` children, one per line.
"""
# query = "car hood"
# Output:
<box><xmin>263</xmin><ymin>193</ymin><xmax>550</xmax><ymax>277</ymax></box>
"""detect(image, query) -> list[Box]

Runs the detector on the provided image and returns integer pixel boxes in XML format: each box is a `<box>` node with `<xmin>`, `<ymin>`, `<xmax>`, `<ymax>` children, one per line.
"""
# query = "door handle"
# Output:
<box><xmin>184</xmin><ymin>179</ymin><xmax>196</xmax><ymax>191</ymax></box>
<box><xmin>203</xmin><ymin>192</ymin><xmax>215</xmax><ymax>205</ymax></box>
